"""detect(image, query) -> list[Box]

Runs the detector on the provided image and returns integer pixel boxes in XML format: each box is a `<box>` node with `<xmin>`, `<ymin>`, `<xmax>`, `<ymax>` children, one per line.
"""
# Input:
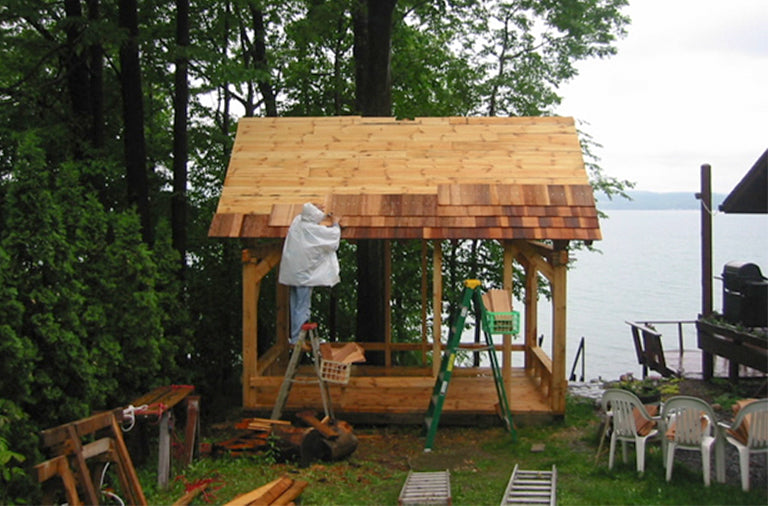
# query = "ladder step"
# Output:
<box><xmin>500</xmin><ymin>465</ymin><xmax>556</xmax><ymax>506</ymax></box>
<box><xmin>398</xmin><ymin>470</ymin><xmax>451</xmax><ymax>506</ymax></box>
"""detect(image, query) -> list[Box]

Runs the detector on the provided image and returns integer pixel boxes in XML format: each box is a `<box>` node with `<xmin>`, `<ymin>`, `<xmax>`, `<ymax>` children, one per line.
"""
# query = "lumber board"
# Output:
<box><xmin>172</xmin><ymin>482</ymin><xmax>209</xmax><ymax>506</ymax></box>
<box><xmin>271</xmin><ymin>479</ymin><xmax>308</xmax><ymax>506</ymax></box>
<box><xmin>224</xmin><ymin>477</ymin><xmax>285</xmax><ymax>506</ymax></box>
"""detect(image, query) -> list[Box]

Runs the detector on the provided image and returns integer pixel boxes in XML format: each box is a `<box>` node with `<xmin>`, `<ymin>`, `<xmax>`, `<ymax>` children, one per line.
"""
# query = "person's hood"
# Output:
<box><xmin>301</xmin><ymin>202</ymin><xmax>326</xmax><ymax>224</ymax></box>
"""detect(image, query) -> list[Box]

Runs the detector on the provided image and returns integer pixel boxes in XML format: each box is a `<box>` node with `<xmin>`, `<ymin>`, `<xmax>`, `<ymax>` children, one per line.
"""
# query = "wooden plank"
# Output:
<box><xmin>223</xmin><ymin>477</ymin><xmax>284</xmax><ymax>506</ymax></box>
<box><xmin>271</xmin><ymin>479</ymin><xmax>308</xmax><ymax>506</ymax></box>
<box><xmin>172</xmin><ymin>481</ymin><xmax>209</xmax><ymax>506</ymax></box>
<box><xmin>297</xmin><ymin>412</ymin><xmax>338</xmax><ymax>439</ymax></box>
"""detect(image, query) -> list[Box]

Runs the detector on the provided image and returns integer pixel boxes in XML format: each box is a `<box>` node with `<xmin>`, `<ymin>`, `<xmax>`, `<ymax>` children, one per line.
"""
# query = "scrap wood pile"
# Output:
<box><xmin>224</xmin><ymin>476</ymin><xmax>308</xmax><ymax>506</ymax></box>
<box><xmin>214</xmin><ymin>412</ymin><xmax>358</xmax><ymax>466</ymax></box>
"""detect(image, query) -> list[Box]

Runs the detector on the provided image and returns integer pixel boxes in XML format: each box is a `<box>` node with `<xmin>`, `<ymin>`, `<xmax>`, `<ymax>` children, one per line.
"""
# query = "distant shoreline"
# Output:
<box><xmin>597</xmin><ymin>190</ymin><xmax>726</xmax><ymax>210</ymax></box>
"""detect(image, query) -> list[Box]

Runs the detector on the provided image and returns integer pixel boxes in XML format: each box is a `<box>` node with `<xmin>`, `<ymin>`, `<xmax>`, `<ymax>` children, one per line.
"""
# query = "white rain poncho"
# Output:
<box><xmin>278</xmin><ymin>203</ymin><xmax>341</xmax><ymax>287</ymax></box>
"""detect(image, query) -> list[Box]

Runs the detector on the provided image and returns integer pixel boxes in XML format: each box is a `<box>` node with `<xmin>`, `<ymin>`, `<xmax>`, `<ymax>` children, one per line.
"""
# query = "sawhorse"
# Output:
<box><xmin>130</xmin><ymin>384</ymin><xmax>200</xmax><ymax>489</ymax></box>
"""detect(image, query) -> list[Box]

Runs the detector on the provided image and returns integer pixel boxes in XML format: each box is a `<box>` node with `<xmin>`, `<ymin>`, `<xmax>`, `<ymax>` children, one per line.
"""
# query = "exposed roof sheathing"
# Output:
<box><xmin>209</xmin><ymin>116</ymin><xmax>601</xmax><ymax>241</ymax></box>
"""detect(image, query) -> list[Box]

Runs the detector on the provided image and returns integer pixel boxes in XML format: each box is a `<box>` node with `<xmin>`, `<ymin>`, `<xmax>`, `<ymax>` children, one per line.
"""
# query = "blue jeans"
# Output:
<box><xmin>289</xmin><ymin>286</ymin><xmax>313</xmax><ymax>344</ymax></box>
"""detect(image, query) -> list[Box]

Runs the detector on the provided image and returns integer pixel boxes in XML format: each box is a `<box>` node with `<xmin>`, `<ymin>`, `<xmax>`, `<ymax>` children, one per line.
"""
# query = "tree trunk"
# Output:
<box><xmin>361</xmin><ymin>0</ymin><xmax>395</xmax><ymax>115</ymax></box>
<box><xmin>172</xmin><ymin>0</ymin><xmax>189</xmax><ymax>273</ymax></box>
<box><xmin>353</xmin><ymin>0</ymin><xmax>397</xmax><ymax>362</ymax></box>
<box><xmin>249</xmin><ymin>3</ymin><xmax>277</xmax><ymax>117</ymax></box>
<box><xmin>119</xmin><ymin>0</ymin><xmax>152</xmax><ymax>244</ymax></box>
<box><xmin>86</xmin><ymin>0</ymin><xmax>104</xmax><ymax>150</ymax></box>
<box><xmin>63</xmin><ymin>0</ymin><xmax>90</xmax><ymax>160</ymax></box>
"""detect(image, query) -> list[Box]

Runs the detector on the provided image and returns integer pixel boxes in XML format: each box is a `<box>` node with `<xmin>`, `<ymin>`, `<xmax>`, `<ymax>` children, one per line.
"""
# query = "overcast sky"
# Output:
<box><xmin>557</xmin><ymin>0</ymin><xmax>767</xmax><ymax>194</ymax></box>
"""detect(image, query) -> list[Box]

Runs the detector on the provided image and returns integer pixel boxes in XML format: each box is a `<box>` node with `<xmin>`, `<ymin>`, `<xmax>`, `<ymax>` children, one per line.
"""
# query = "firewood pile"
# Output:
<box><xmin>214</xmin><ymin>412</ymin><xmax>358</xmax><ymax>467</ymax></box>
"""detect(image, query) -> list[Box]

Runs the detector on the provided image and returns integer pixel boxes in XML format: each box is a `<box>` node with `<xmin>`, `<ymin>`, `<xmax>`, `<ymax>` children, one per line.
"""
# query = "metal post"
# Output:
<box><xmin>699</xmin><ymin>163</ymin><xmax>714</xmax><ymax>379</ymax></box>
<box><xmin>158</xmin><ymin>411</ymin><xmax>171</xmax><ymax>489</ymax></box>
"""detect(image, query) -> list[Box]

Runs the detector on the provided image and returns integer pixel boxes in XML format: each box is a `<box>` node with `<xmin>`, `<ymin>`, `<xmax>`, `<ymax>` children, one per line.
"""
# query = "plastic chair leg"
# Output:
<box><xmin>636</xmin><ymin>439</ymin><xmax>646</xmax><ymax>473</ymax></box>
<box><xmin>737</xmin><ymin>447</ymin><xmax>750</xmax><ymax>492</ymax></box>
<box><xmin>714</xmin><ymin>439</ymin><xmax>726</xmax><ymax>483</ymax></box>
<box><xmin>701</xmin><ymin>445</ymin><xmax>711</xmax><ymax>486</ymax></box>
<box><xmin>608</xmin><ymin>435</ymin><xmax>617</xmax><ymax>469</ymax></box>
<box><xmin>665</xmin><ymin>443</ymin><xmax>676</xmax><ymax>481</ymax></box>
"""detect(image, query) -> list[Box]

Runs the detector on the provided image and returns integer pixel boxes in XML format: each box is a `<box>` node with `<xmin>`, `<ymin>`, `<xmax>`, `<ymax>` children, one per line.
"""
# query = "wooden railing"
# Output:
<box><xmin>529</xmin><ymin>345</ymin><xmax>553</xmax><ymax>396</ymax></box>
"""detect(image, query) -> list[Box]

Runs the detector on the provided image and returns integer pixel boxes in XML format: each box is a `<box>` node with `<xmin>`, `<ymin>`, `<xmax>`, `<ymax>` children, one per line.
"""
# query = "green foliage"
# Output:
<box><xmin>0</xmin><ymin>2</ymin><xmax>636</xmax><ymax>501</ymax></box>
<box><xmin>0</xmin><ymin>400</ymin><xmax>39</xmax><ymax>504</ymax></box>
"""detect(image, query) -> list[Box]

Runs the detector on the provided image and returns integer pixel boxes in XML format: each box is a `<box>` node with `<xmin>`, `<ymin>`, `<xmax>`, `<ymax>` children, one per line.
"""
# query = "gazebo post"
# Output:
<box><xmin>420</xmin><ymin>240</ymin><xmax>429</xmax><ymax>365</ymax></box>
<box><xmin>432</xmin><ymin>240</ymin><xmax>443</xmax><ymax>376</ymax></box>
<box><xmin>385</xmin><ymin>240</ymin><xmax>392</xmax><ymax>368</ymax></box>
<box><xmin>242</xmin><ymin>250</ymin><xmax>259</xmax><ymax>408</ymax></box>
<box><xmin>521</xmin><ymin>257</ymin><xmax>538</xmax><ymax>371</ymax></box>
<box><xmin>502</xmin><ymin>241</ymin><xmax>515</xmax><ymax>383</ymax></box>
<box><xmin>550</xmin><ymin>248</ymin><xmax>569</xmax><ymax>412</ymax></box>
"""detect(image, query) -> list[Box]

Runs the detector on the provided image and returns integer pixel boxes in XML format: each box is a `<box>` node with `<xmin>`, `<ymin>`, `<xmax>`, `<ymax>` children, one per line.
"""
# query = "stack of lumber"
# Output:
<box><xmin>224</xmin><ymin>476</ymin><xmax>308</xmax><ymax>506</ymax></box>
<box><xmin>319</xmin><ymin>342</ymin><xmax>366</xmax><ymax>363</ymax></box>
<box><xmin>214</xmin><ymin>418</ymin><xmax>291</xmax><ymax>456</ymax></box>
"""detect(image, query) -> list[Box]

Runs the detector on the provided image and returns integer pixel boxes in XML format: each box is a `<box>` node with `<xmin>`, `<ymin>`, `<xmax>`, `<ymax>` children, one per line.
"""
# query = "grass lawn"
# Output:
<box><xmin>139</xmin><ymin>391</ymin><xmax>767</xmax><ymax>505</ymax></box>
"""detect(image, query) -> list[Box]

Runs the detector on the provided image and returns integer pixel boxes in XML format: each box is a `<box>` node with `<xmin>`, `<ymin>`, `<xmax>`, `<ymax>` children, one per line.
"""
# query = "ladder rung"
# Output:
<box><xmin>501</xmin><ymin>466</ymin><xmax>556</xmax><ymax>506</ymax></box>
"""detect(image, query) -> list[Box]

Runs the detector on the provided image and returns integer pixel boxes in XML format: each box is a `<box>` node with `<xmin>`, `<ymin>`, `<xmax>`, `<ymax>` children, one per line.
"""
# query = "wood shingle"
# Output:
<box><xmin>209</xmin><ymin>116</ymin><xmax>602</xmax><ymax>241</ymax></box>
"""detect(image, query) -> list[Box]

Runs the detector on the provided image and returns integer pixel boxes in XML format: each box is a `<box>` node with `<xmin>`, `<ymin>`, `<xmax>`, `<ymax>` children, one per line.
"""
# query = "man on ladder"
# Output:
<box><xmin>274</xmin><ymin>202</ymin><xmax>344</xmax><ymax>419</ymax></box>
<box><xmin>278</xmin><ymin>202</ymin><xmax>342</xmax><ymax>344</ymax></box>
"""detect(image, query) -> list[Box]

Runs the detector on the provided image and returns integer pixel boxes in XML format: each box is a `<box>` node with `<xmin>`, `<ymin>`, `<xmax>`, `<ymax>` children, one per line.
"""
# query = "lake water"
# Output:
<box><xmin>518</xmin><ymin>210</ymin><xmax>768</xmax><ymax>382</ymax></box>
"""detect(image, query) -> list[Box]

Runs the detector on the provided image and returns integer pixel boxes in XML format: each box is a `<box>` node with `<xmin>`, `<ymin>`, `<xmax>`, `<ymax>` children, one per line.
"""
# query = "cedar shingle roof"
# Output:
<box><xmin>209</xmin><ymin>116</ymin><xmax>601</xmax><ymax>241</ymax></box>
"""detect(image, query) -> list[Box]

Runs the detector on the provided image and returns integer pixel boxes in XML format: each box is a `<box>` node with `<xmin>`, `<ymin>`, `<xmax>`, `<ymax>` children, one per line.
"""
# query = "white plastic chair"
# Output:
<box><xmin>660</xmin><ymin>395</ymin><xmax>725</xmax><ymax>486</ymax></box>
<box><xmin>601</xmin><ymin>388</ymin><xmax>660</xmax><ymax>473</ymax></box>
<box><xmin>718</xmin><ymin>398</ymin><xmax>768</xmax><ymax>492</ymax></box>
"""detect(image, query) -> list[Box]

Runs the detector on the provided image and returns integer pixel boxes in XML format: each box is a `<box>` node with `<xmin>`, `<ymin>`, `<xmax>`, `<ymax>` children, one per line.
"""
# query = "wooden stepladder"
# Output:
<box><xmin>424</xmin><ymin>279</ymin><xmax>517</xmax><ymax>451</ymax></box>
<box><xmin>271</xmin><ymin>322</ymin><xmax>334</xmax><ymax>421</ymax></box>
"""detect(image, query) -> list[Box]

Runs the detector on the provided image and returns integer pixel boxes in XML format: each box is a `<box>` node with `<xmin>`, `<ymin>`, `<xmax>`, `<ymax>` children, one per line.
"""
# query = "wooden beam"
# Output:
<box><xmin>420</xmin><ymin>240</ymin><xmax>428</xmax><ymax>366</ymax></box>
<box><xmin>243</xmin><ymin>253</ymin><xmax>260</xmax><ymax>408</ymax></box>
<box><xmin>550</xmin><ymin>262</ymin><xmax>567</xmax><ymax>413</ymax></box>
<box><xmin>516</xmin><ymin>241</ymin><xmax>554</xmax><ymax>281</ymax></box>
<box><xmin>432</xmin><ymin>240</ymin><xmax>443</xmax><ymax>376</ymax></box>
<box><xmin>522</xmin><ymin>258</ymin><xmax>538</xmax><ymax>371</ymax></box>
<box><xmin>385</xmin><ymin>240</ymin><xmax>392</xmax><ymax>368</ymax></box>
<box><xmin>277</xmin><ymin>280</ymin><xmax>289</xmax><ymax>354</ymax></box>
<box><xmin>502</xmin><ymin>241</ymin><xmax>516</xmax><ymax>383</ymax></box>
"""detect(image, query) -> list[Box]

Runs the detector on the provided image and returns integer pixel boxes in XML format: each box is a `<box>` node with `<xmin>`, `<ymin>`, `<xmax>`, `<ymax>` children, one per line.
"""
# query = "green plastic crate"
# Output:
<box><xmin>485</xmin><ymin>310</ymin><xmax>520</xmax><ymax>335</ymax></box>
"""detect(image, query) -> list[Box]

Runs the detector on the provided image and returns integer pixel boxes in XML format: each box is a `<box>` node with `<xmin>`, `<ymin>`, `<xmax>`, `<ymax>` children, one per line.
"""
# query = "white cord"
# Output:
<box><xmin>121</xmin><ymin>404</ymin><xmax>147</xmax><ymax>432</ymax></box>
<box><xmin>98</xmin><ymin>462</ymin><xmax>126</xmax><ymax>506</ymax></box>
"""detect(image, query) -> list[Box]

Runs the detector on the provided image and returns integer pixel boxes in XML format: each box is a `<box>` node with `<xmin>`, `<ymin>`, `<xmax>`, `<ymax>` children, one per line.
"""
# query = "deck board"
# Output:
<box><xmin>246</xmin><ymin>368</ymin><xmax>555</xmax><ymax>424</ymax></box>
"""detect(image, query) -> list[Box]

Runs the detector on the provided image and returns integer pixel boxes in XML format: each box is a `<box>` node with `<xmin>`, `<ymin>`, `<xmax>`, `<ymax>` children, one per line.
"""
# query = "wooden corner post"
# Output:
<box><xmin>432</xmin><ymin>240</ymin><xmax>443</xmax><ymax>376</ymax></box>
<box><xmin>242</xmin><ymin>250</ymin><xmax>260</xmax><ymax>408</ymax></box>
<box><xmin>550</xmin><ymin>247</ymin><xmax>568</xmax><ymax>413</ymax></box>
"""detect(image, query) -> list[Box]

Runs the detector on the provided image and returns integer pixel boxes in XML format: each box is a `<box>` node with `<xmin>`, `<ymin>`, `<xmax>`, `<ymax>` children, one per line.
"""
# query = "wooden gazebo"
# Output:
<box><xmin>209</xmin><ymin>116</ymin><xmax>601</xmax><ymax>423</ymax></box>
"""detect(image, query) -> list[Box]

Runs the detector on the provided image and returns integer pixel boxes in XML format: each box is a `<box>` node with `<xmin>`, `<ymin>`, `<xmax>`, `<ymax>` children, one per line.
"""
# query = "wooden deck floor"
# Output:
<box><xmin>246</xmin><ymin>367</ymin><xmax>558</xmax><ymax>425</ymax></box>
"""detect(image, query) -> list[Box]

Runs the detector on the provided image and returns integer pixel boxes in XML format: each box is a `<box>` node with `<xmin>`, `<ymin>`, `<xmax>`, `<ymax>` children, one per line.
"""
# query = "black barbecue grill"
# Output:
<box><xmin>722</xmin><ymin>261</ymin><xmax>768</xmax><ymax>327</ymax></box>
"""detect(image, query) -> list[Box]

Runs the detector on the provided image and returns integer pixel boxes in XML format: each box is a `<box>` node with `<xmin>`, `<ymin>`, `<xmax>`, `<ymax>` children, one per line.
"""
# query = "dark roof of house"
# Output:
<box><xmin>719</xmin><ymin>148</ymin><xmax>768</xmax><ymax>214</ymax></box>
